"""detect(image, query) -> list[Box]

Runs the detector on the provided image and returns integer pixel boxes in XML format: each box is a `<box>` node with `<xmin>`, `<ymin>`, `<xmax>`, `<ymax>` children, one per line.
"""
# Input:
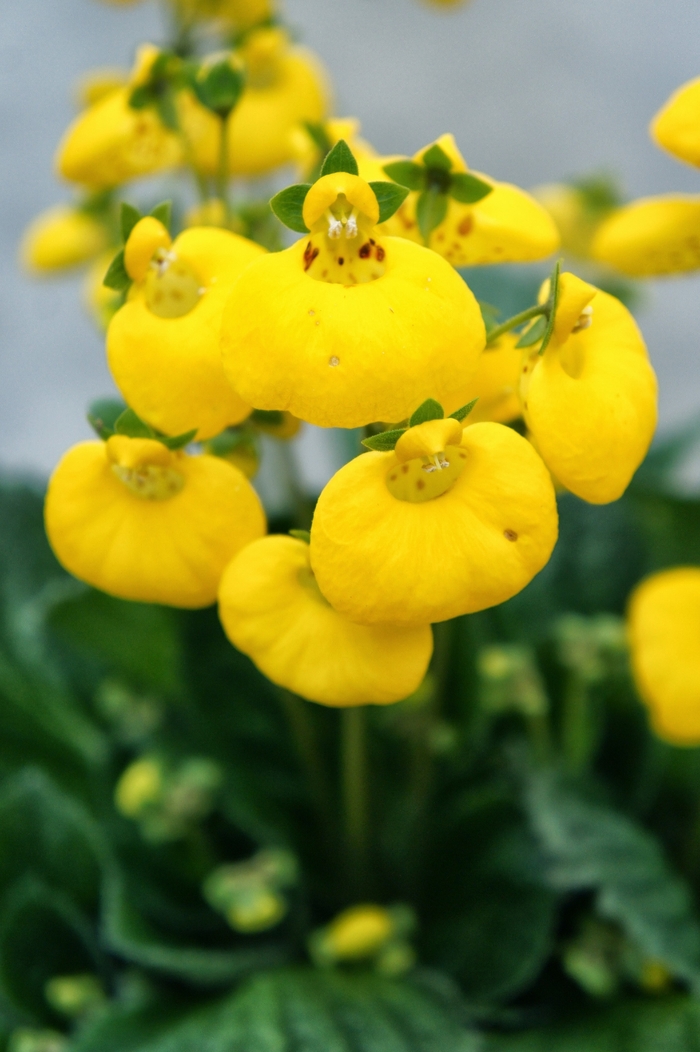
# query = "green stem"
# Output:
<box><xmin>342</xmin><ymin>707</ymin><xmax>370</xmax><ymax>896</ymax></box>
<box><xmin>216</xmin><ymin>115</ymin><xmax>231</xmax><ymax>225</ymax></box>
<box><xmin>561</xmin><ymin>673</ymin><xmax>591</xmax><ymax>775</ymax></box>
<box><xmin>486</xmin><ymin>303</ymin><xmax>546</xmax><ymax>345</ymax></box>
<box><xmin>526</xmin><ymin>711</ymin><xmax>553</xmax><ymax>767</ymax></box>
<box><xmin>279</xmin><ymin>690</ymin><xmax>334</xmax><ymax>845</ymax></box>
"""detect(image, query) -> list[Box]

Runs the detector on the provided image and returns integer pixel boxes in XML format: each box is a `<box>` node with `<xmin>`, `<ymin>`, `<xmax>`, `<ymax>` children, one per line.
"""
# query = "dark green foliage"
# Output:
<box><xmin>319</xmin><ymin>140</ymin><xmax>359</xmax><ymax>177</ymax></box>
<box><xmin>269</xmin><ymin>184</ymin><xmax>311</xmax><ymax>233</ymax></box>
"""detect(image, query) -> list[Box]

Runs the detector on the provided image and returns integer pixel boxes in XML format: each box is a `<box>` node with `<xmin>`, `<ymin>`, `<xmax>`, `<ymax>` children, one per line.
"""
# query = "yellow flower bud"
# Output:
<box><xmin>651</xmin><ymin>76</ymin><xmax>700</xmax><ymax>168</ymax></box>
<box><xmin>45</xmin><ymin>437</ymin><xmax>266</xmax><ymax>607</ymax></box>
<box><xmin>221</xmin><ymin>173</ymin><xmax>485</xmax><ymax>429</ymax></box>
<box><xmin>323</xmin><ymin>905</ymin><xmax>394</xmax><ymax>960</ymax></box>
<box><xmin>628</xmin><ymin>567</ymin><xmax>700</xmax><ymax>745</ymax></box>
<box><xmin>457</xmin><ymin>332</ymin><xmax>522</xmax><ymax>424</ymax></box>
<box><xmin>218</xmin><ymin>535</ymin><xmax>433</xmax><ymax>706</ymax></box>
<box><xmin>521</xmin><ymin>274</ymin><xmax>657</xmax><ymax>504</ymax></box>
<box><xmin>115</xmin><ymin>757</ymin><xmax>163</xmax><ymax>817</ymax></box>
<box><xmin>123</xmin><ymin>216</ymin><xmax>172</xmax><ymax>282</ymax></box>
<box><xmin>310</xmin><ymin>421</ymin><xmax>558</xmax><ymax>626</ymax></box>
<box><xmin>592</xmin><ymin>195</ymin><xmax>700</xmax><ymax>277</ymax></box>
<box><xmin>368</xmin><ymin>134</ymin><xmax>559</xmax><ymax>266</ymax></box>
<box><xmin>108</xmin><ymin>226</ymin><xmax>264</xmax><ymax>439</ymax></box>
<box><xmin>21</xmin><ymin>205</ymin><xmax>109</xmax><ymax>273</ymax></box>
<box><xmin>44</xmin><ymin>975</ymin><xmax>105</xmax><ymax>1018</ymax></box>
<box><xmin>226</xmin><ymin>888</ymin><xmax>287</xmax><ymax>933</ymax></box>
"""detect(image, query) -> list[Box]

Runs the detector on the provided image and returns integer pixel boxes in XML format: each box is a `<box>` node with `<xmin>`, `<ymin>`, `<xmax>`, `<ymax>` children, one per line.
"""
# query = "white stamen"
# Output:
<box><xmin>326</xmin><ymin>210</ymin><xmax>343</xmax><ymax>240</ymax></box>
<box><xmin>345</xmin><ymin>210</ymin><xmax>359</xmax><ymax>239</ymax></box>
<box><xmin>572</xmin><ymin>304</ymin><xmax>594</xmax><ymax>333</ymax></box>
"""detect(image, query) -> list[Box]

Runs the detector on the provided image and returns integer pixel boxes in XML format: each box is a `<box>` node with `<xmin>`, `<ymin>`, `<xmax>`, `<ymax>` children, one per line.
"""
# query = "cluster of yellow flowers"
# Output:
<box><xmin>30</xmin><ymin>0</ymin><xmax>700</xmax><ymax>731</ymax></box>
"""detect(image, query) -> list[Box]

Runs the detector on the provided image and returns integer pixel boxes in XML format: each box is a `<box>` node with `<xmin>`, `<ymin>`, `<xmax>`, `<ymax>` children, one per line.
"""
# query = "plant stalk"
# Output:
<box><xmin>216</xmin><ymin>115</ymin><xmax>231</xmax><ymax>225</ymax></box>
<box><xmin>486</xmin><ymin>303</ymin><xmax>546</xmax><ymax>345</ymax></box>
<box><xmin>342</xmin><ymin>706</ymin><xmax>370</xmax><ymax>896</ymax></box>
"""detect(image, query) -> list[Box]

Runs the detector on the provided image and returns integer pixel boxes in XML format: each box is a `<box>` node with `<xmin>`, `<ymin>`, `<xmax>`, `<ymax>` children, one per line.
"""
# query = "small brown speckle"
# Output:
<box><xmin>459</xmin><ymin>451</ymin><xmax>467</xmax><ymax>459</ymax></box>
<box><xmin>389</xmin><ymin>474</ymin><xmax>397</xmax><ymax>481</ymax></box>
<box><xmin>375</xmin><ymin>245</ymin><xmax>386</xmax><ymax>262</ymax></box>
<box><xmin>504</xmin><ymin>529</ymin><xmax>518</xmax><ymax>542</ymax></box>
<box><xmin>401</xmin><ymin>465</ymin><xmax>409</xmax><ymax>474</ymax></box>
<box><xmin>303</xmin><ymin>244</ymin><xmax>319</xmax><ymax>271</ymax></box>
<box><xmin>458</xmin><ymin>216</ymin><xmax>473</xmax><ymax>237</ymax></box>
<box><xmin>359</xmin><ymin>243</ymin><xmax>371</xmax><ymax>259</ymax></box>
<box><xmin>437</xmin><ymin>233</ymin><xmax>445</xmax><ymax>242</ymax></box>
<box><xmin>338</xmin><ymin>257</ymin><xmax>344</xmax><ymax>265</ymax></box>
<box><xmin>321</xmin><ymin>269</ymin><xmax>328</xmax><ymax>278</ymax></box>
<box><xmin>416</xmin><ymin>479</ymin><xmax>425</xmax><ymax>490</ymax></box>
<box><xmin>369</xmin><ymin>238</ymin><xmax>376</xmax><ymax>245</ymax></box>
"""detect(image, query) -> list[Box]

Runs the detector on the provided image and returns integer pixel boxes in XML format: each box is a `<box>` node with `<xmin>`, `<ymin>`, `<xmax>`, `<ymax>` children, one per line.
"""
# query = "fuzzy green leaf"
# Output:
<box><xmin>161</xmin><ymin>429</ymin><xmax>197</xmax><ymax>451</ymax></box>
<box><xmin>369</xmin><ymin>181</ymin><xmax>410</xmax><ymax>223</ymax></box>
<box><xmin>361</xmin><ymin>428</ymin><xmax>407</xmax><ymax>452</ymax></box>
<box><xmin>421</xmin><ymin>143</ymin><xmax>453</xmax><ymax>171</ymax></box>
<box><xmin>114</xmin><ymin>409</ymin><xmax>156</xmax><ymax>440</ymax></box>
<box><xmin>120</xmin><ymin>203</ymin><xmax>143</xmax><ymax>243</ymax></box>
<box><xmin>382</xmin><ymin>159</ymin><xmax>426</xmax><ymax>191</ymax></box>
<box><xmin>320</xmin><ymin>139</ymin><xmax>359</xmax><ymax>177</ymax></box>
<box><xmin>516</xmin><ymin>314</ymin><xmax>548</xmax><ymax>348</ymax></box>
<box><xmin>270</xmin><ymin>184</ymin><xmax>311</xmax><ymax>233</ymax></box>
<box><xmin>416</xmin><ymin>189</ymin><xmax>448</xmax><ymax>243</ymax></box>
<box><xmin>149</xmin><ymin>200</ymin><xmax>172</xmax><ymax>231</ymax></box>
<box><xmin>538</xmin><ymin>258</ymin><xmax>562</xmax><ymax>356</ymax></box>
<box><xmin>103</xmin><ymin>250</ymin><xmax>131</xmax><ymax>292</ymax></box>
<box><xmin>450</xmin><ymin>398</ymin><xmax>479</xmax><ymax>423</ymax></box>
<box><xmin>410</xmin><ymin>398</ymin><xmax>445</xmax><ymax>426</ymax></box>
<box><xmin>86</xmin><ymin>398</ymin><xmax>126</xmax><ymax>440</ymax></box>
<box><xmin>450</xmin><ymin>172</ymin><xmax>493</xmax><ymax>204</ymax></box>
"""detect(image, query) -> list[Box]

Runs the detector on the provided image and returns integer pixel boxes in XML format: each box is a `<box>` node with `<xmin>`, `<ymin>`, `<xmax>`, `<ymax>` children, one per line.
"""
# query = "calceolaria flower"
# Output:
<box><xmin>628</xmin><ymin>567</ymin><xmax>700</xmax><ymax>745</ymax></box>
<box><xmin>108</xmin><ymin>214</ymin><xmax>264</xmax><ymax>439</ymax></box>
<box><xmin>310</xmin><ymin>403</ymin><xmax>558</xmax><ymax>625</ymax></box>
<box><xmin>651</xmin><ymin>76</ymin><xmax>700</xmax><ymax>168</ymax></box>
<box><xmin>56</xmin><ymin>45</ymin><xmax>182</xmax><ymax>189</ymax></box>
<box><xmin>21</xmin><ymin>203</ymin><xmax>111</xmax><ymax>273</ymax></box>
<box><xmin>221</xmin><ymin>143</ymin><xmax>485</xmax><ymax>428</ymax></box>
<box><xmin>532</xmin><ymin>175</ymin><xmax>623</xmax><ymax>262</ymax></box>
<box><xmin>218</xmin><ymin>534</ymin><xmax>433</xmax><ymax>706</ymax></box>
<box><xmin>369</xmin><ymin>134</ymin><xmax>559</xmax><ymax>265</ymax></box>
<box><xmin>182</xmin><ymin>28</ymin><xmax>328</xmax><ymax>178</ymax></box>
<box><xmin>457</xmin><ymin>330</ymin><xmax>522</xmax><ymax>423</ymax></box>
<box><xmin>45</xmin><ymin>433</ymin><xmax>265</xmax><ymax>607</ymax></box>
<box><xmin>289</xmin><ymin>117</ymin><xmax>377</xmax><ymax>181</ymax></box>
<box><xmin>520</xmin><ymin>272</ymin><xmax>657</xmax><ymax>503</ymax></box>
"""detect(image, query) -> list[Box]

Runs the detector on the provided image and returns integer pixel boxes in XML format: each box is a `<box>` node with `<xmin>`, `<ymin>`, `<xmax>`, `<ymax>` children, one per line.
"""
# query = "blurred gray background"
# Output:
<box><xmin>2</xmin><ymin>0</ymin><xmax>700</xmax><ymax>489</ymax></box>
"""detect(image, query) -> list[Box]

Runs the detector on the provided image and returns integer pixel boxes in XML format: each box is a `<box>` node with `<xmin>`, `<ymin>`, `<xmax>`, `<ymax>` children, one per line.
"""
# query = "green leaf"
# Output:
<box><xmin>120</xmin><ymin>203</ymin><xmax>142</xmax><ymax>243</ymax></box>
<box><xmin>270</xmin><ymin>184</ymin><xmax>311</xmax><ymax>234</ymax></box>
<box><xmin>382</xmin><ymin>160</ymin><xmax>426</xmax><ymax>191</ymax></box>
<box><xmin>416</xmin><ymin>189</ymin><xmax>448</xmax><ymax>243</ymax></box>
<box><xmin>103</xmin><ymin>250</ymin><xmax>131</xmax><ymax>293</ymax></box>
<box><xmin>114</xmin><ymin>409</ymin><xmax>156</xmax><ymax>440</ymax></box>
<box><xmin>127</xmin><ymin>85</ymin><xmax>151</xmax><ymax>110</ymax></box>
<box><xmin>303</xmin><ymin>121</ymin><xmax>332</xmax><ymax>155</ymax></box>
<box><xmin>156</xmin><ymin>94</ymin><xmax>179</xmax><ymax>132</ymax></box>
<box><xmin>516</xmin><ymin>314</ymin><xmax>547</xmax><ymax>348</ymax></box>
<box><xmin>525</xmin><ymin>770</ymin><xmax>700</xmax><ymax>989</ymax></box>
<box><xmin>193</xmin><ymin>60</ymin><xmax>244</xmax><ymax>118</ymax></box>
<box><xmin>450</xmin><ymin>172</ymin><xmax>493</xmax><ymax>204</ymax></box>
<box><xmin>450</xmin><ymin>398</ymin><xmax>479</xmax><ymax>423</ymax></box>
<box><xmin>368</xmin><ymin>181</ymin><xmax>410</xmax><ymax>223</ymax></box>
<box><xmin>361</xmin><ymin>428</ymin><xmax>407</xmax><ymax>452</ymax></box>
<box><xmin>422</xmin><ymin>143</ymin><xmax>453</xmax><ymax>171</ymax></box>
<box><xmin>251</xmin><ymin>409</ymin><xmax>285</xmax><ymax>427</ymax></box>
<box><xmin>320</xmin><ymin>139</ymin><xmax>359</xmax><ymax>177</ymax></box>
<box><xmin>409</xmin><ymin>399</ymin><xmax>445</xmax><ymax>426</ymax></box>
<box><xmin>538</xmin><ymin>258</ymin><xmax>562</xmax><ymax>356</ymax></box>
<box><xmin>149</xmin><ymin>201</ymin><xmax>172</xmax><ymax>231</ymax></box>
<box><xmin>160</xmin><ymin>429</ymin><xmax>197</xmax><ymax>451</ymax></box>
<box><xmin>289</xmin><ymin>530</ymin><xmax>310</xmax><ymax>544</ymax></box>
<box><xmin>86</xmin><ymin>398</ymin><xmax>126</xmax><ymax>440</ymax></box>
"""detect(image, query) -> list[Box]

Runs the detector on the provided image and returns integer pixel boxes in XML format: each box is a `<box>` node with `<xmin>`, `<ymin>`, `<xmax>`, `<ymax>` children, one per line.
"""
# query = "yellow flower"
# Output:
<box><xmin>651</xmin><ymin>76</ymin><xmax>700</xmax><ymax>167</ymax></box>
<box><xmin>218</xmin><ymin>535</ymin><xmax>433</xmax><ymax>706</ymax></box>
<box><xmin>289</xmin><ymin>117</ymin><xmax>377</xmax><ymax>180</ymax></box>
<box><xmin>115</xmin><ymin>757</ymin><xmax>163</xmax><ymax>817</ymax></box>
<box><xmin>56</xmin><ymin>45</ymin><xmax>182</xmax><ymax>189</ymax></box>
<box><xmin>83</xmin><ymin>251</ymin><xmax>122</xmax><ymax>331</ymax></box>
<box><xmin>108</xmin><ymin>217</ymin><xmax>264</xmax><ymax>439</ymax></box>
<box><xmin>181</xmin><ymin>29</ymin><xmax>328</xmax><ymax>178</ymax></box>
<box><xmin>532</xmin><ymin>178</ymin><xmax>619</xmax><ymax>261</ymax></box>
<box><xmin>178</xmin><ymin>0</ymin><xmax>273</xmax><ymax>27</ymax></box>
<box><xmin>45</xmin><ymin>435</ymin><xmax>265</xmax><ymax>608</ymax></box>
<box><xmin>75</xmin><ymin>67</ymin><xmax>129</xmax><ymax>109</ymax></box>
<box><xmin>371</xmin><ymin>134</ymin><xmax>559</xmax><ymax>266</ymax></box>
<box><xmin>591</xmin><ymin>196</ymin><xmax>700</xmax><ymax>277</ymax></box>
<box><xmin>457</xmin><ymin>331</ymin><xmax>522</xmax><ymax>424</ymax></box>
<box><xmin>628</xmin><ymin>567</ymin><xmax>700</xmax><ymax>745</ymax></box>
<box><xmin>310</xmin><ymin>417</ymin><xmax>558</xmax><ymax>626</ymax></box>
<box><xmin>321</xmin><ymin>905</ymin><xmax>394</xmax><ymax>960</ymax></box>
<box><xmin>21</xmin><ymin>205</ymin><xmax>110</xmax><ymax>273</ymax></box>
<box><xmin>221</xmin><ymin>171</ymin><xmax>485</xmax><ymax>428</ymax></box>
<box><xmin>521</xmin><ymin>273</ymin><xmax>657</xmax><ymax>504</ymax></box>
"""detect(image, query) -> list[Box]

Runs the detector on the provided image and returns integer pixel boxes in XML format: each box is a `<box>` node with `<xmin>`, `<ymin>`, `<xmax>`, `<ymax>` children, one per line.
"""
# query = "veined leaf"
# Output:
<box><xmin>270</xmin><ymin>184</ymin><xmax>311</xmax><ymax>234</ymax></box>
<box><xmin>382</xmin><ymin>160</ymin><xmax>425</xmax><ymax>191</ymax></box>
<box><xmin>320</xmin><ymin>139</ymin><xmax>359</xmax><ymax>177</ymax></box>
<box><xmin>450</xmin><ymin>172</ymin><xmax>493</xmax><ymax>205</ymax></box>
<box><xmin>416</xmin><ymin>190</ymin><xmax>448</xmax><ymax>244</ymax></box>
<box><xmin>369</xmin><ymin>181</ymin><xmax>409</xmax><ymax>223</ymax></box>
<box><xmin>103</xmin><ymin>250</ymin><xmax>131</xmax><ymax>293</ymax></box>
<box><xmin>114</xmin><ymin>409</ymin><xmax>156</xmax><ymax>440</ymax></box>
<box><xmin>149</xmin><ymin>201</ymin><xmax>172</xmax><ymax>231</ymax></box>
<box><xmin>409</xmin><ymin>399</ymin><xmax>445</xmax><ymax>427</ymax></box>
<box><xmin>86</xmin><ymin>398</ymin><xmax>126</xmax><ymax>440</ymax></box>
<box><xmin>361</xmin><ymin>429</ymin><xmax>407</xmax><ymax>452</ymax></box>
<box><xmin>516</xmin><ymin>315</ymin><xmax>547</xmax><ymax>348</ymax></box>
<box><xmin>450</xmin><ymin>398</ymin><xmax>479</xmax><ymax>423</ymax></box>
<box><xmin>421</xmin><ymin>143</ymin><xmax>453</xmax><ymax>171</ymax></box>
<box><xmin>120</xmin><ymin>203</ymin><xmax>143</xmax><ymax>244</ymax></box>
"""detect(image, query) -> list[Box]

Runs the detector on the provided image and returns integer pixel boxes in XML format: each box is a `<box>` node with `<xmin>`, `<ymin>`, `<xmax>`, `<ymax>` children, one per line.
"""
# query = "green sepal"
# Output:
<box><xmin>409</xmin><ymin>398</ymin><xmax>445</xmax><ymax>426</ymax></box>
<box><xmin>150</xmin><ymin>200</ymin><xmax>172</xmax><ymax>231</ymax></box>
<box><xmin>369</xmin><ymin>181</ymin><xmax>410</xmax><ymax>223</ymax></box>
<box><xmin>86</xmin><ymin>398</ymin><xmax>127</xmax><ymax>440</ymax></box>
<box><xmin>538</xmin><ymin>258</ymin><xmax>562</xmax><ymax>356</ymax></box>
<box><xmin>478</xmin><ymin>301</ymin><xmax>501</xmax><ymax>336</ymax></box>
<box><xmin>361</xmin><ymin>429</ymin><xmax>407</xmax><ymax>452</ymax></box>
<box><xmin>156</xmin><ymin>94</ymin><xmax>179</xmax><ymax>131</ymax></box>
<box><xmin>382</xmin><ymin>160</ymin><xmax>425</xmax><ymax>191</ymax></box>
<box><xmin>289</xmin><ymin>530</ymin><xmax>311</xmax><ymax>544</ymax></box>
<box><xmin>206</xmin><ymin>426</ymin><xmax>256</xmax><ymax>458</ymax></box>
<box><xmin>192</xmin><ymin>59</ymin><xmax>244</xmax><ymax>118</ymax></box>
<box><xmin>449</xmin><ymin>398</ymin><xmax>479</xmax><ymax>423</ymax></box>
<box><xmin>161</xmin><ymin>429</ymin><xmax>197</xmax><ymax>451</ymax></box>
<box><xmin>103</xmin><ymin>250</ymin><xmax>131</xmax><ymax>293</ymax></box>
<box><xmin>120</xmin><ymin>203</ymin><xmax>142</xmax><ymax>243</ymax></box>
<box><xmin>114</xmin><ymin>408</ymin><xmax>156</xmax><ymax>440</ymax></box>
<box><xmin>251</xmin><ymin>409</ymin><xmax>285</xmax><ymax>427</ymax></box>
<box><xmin>128</xmin><ymin>85</ymin><xmax>151</xmax><ymax>111</ymax></box>
<box><xmin>319</xmin><ymin>139</ymin><xmax>358</xmax><ymax>177</ymax></box>
<box><xmin>303</xmin><ymin>121</ymin><xmax>332</xmax><ymax>155</ymax></box>
<box><xmin>450</xmin><ymin>172</ymin><xmax>492</xmax><ymax>204</ymax></box>
<box><xmin>516</xmin><ymin>314</ymin><xmax>547</xmax><ymax>348</ymax></box>
<box><xmin>421</xmin><ymin>143</ymin><xmax>452</xmax><ymax>171</ymax></box>
<box><xmin>270</xmin><ymin>184</ymin><xmax>311</xmax><ymax>233</ymax></box>
<box><xmin>416</xmin><ymin>189</ymin><xmax>448</xmax><ymax>243</ymax></box>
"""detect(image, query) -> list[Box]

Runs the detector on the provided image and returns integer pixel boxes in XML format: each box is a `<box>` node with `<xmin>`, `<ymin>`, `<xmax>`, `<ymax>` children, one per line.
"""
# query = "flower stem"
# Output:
<box><xmin>216</xmin><ymin>116</ymin><xmax>231</xmax><ymax>225</ymax></box>
<box><xmin>342</xmin><ymin>706</ymin><xmax>370</xmax><ymax>896</ymax></box>
<box><xmin>486</xmin><ymin>303</ymin><xmax>546</xmax><ymax>345</ymax></box>
<box><xmin>561</xmin><ymin>673</ymin><xmax>591</xmax><ymax>775</ymax></box>
<box><xmin>279</xmin><ymin>690</ymin><xmax>335</xmax><ymax>848</ymax></box>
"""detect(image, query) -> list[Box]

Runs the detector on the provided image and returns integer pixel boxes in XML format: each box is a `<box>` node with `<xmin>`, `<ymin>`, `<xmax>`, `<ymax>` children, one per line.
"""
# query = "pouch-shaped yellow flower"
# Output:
<box><xmin>22</xmin><ymin>204</ymin><xmax>110</xmax><ymax>272</ymax></box>
<box><xmin>56</xmin><ymin>45</ymin><xmax>182</xmax><ymax>188</ymax></box>
<box><xmin>628</xmin><ymin>567</ymin><xmax>700</xmax><ymax>745</ymax></box>
<box><xmin>218</xmin><ymin>535</ymin><xmax>433</xmax><ymax>706</ymax></box>
<box><xmin>290</xmin><ymin>118</ymin><xmax>377</xmax><ymax>181</ymax></box>
<box><xmin>181</xmin><ymin>29</ymin><xmax>328</xmax><ymax>177</ymax></box>
<box><xmin>591</xmin><ymin>196</ymin><xmax>700</xmax><ymax>277</ymax></box>
<box><xmin>45</xmin><ymin>435</ymin><xmax>265</xmax><ymax>608</ymax></box>
<box><xmin>310</xmin><ymin>418</ymin><xmax>558</xmax><ymax>626</ymax></box>
<box><xmin>108</xmin><ymin>218</ymin><xmax>264</xmax><ymax>439</ymax></box>
<box><xmin>651</xmin><ymin>77</ymin><xmax>700</xmax><ymax>168</ymax></box>
<box><xmin>521</xmin><ymin>273</ymin><xmax>657</xmax><ymax>504</ymax></box>
<box><xmin>375</xmin><ymin>135</ymin><xmax>559</xmax><ymax>266</ymax></box>
<box><xmin>221</xmin><ymin>172</ymin><xmax>484</xmax><ymax>428</ymax></box>
<box><xmin>457</xmin><ymin>331</ymin><xmax>522</xmax><ymax>424</ymax></box>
